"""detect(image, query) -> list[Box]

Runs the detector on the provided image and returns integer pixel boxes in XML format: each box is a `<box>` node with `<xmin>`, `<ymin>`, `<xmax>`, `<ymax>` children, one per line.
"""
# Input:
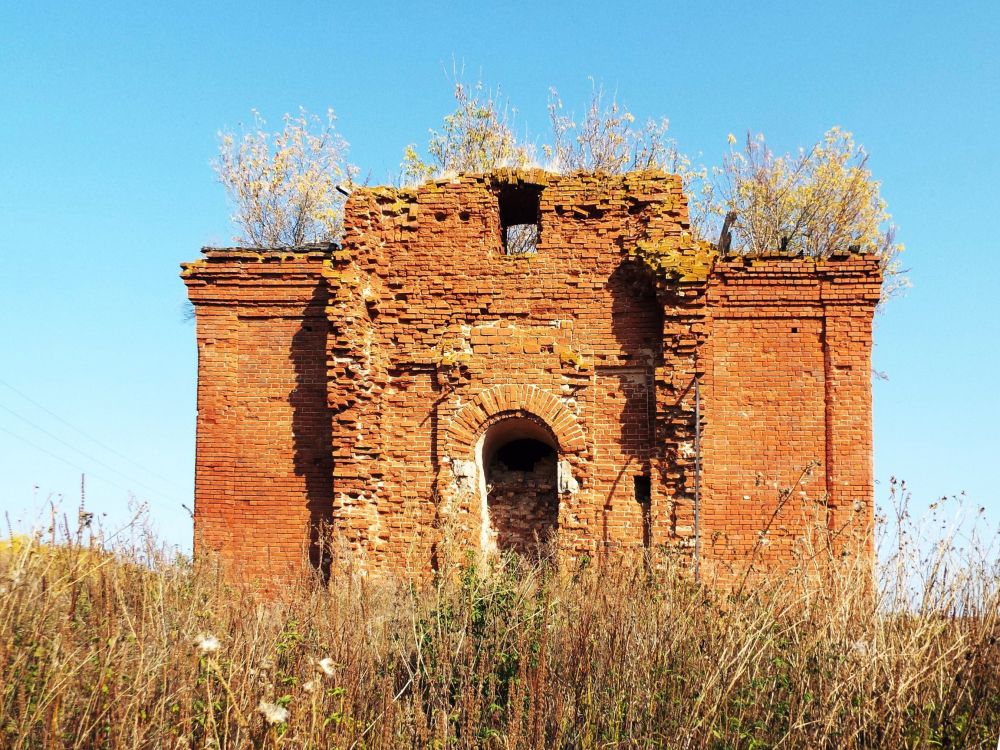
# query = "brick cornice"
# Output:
<box><xmin>181</xmin><ymin>249</ymin><xmax>329</xmax><ymax>307</ymax></box>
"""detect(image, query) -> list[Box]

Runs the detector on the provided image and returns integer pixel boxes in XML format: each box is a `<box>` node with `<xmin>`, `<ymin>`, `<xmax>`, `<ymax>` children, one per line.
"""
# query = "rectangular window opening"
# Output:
<box><xmin>499</xmin><ymin>183</ymin><xmax>542</xmax><ymax>255</ymax></box>
<box><xmin>635</xmin><ymin>474</ymin><xmax>652</xmax><ymax>549</ymax></box>
<box><xmin>634</xmin><ymin>474</ymin><xmax>652</xmax><ymax>506</ymax></box>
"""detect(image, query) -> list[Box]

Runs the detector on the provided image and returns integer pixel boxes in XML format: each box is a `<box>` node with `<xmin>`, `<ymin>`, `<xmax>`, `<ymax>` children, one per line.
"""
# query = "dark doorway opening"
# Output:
<box><xmin>482</xmin><ymin>417</ymin><xmax>559</xmax><ymax>556</ymax></box>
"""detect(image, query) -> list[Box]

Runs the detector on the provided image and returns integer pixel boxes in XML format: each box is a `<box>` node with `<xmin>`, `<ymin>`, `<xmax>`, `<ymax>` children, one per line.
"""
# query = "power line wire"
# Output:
<box><xmin>0</xmin><ymin>377</ymin><xmax>187</xmax><ymax>491</ymax></box>
<box><xmin>0</xmin><ymin>402</ymin><xmax>184</xmax><ymax>507</ymax></box>
<box><xmin>0</xmin><ymin>424</ymin><xmax>183</xmax><ymax>516</ymax></box>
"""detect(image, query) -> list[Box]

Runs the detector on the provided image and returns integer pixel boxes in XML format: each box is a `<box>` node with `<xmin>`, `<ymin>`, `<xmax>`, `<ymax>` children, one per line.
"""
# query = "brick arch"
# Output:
<box><xmin>445</xmin><ymin>384</ymin><xmax>586</xmax><ymax>458</ymax></box>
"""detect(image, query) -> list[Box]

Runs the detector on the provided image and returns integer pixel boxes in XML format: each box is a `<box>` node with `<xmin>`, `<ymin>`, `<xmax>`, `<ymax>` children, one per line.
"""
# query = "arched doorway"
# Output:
<box><xmin>478</xmin><ymin>415</ymin><xmax>559</xmax><ymax>557</ymax></box>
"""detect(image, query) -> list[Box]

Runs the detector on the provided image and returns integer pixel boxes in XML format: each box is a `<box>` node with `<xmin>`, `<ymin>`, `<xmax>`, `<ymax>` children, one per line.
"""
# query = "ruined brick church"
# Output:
<box><xmin>182</xmin><ymin>169</ymin><xmax>881</xmax><ymax>580</ymax></box>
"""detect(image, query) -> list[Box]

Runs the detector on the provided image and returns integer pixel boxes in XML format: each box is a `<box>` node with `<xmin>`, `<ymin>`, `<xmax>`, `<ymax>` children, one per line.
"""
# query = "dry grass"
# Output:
<box><xmin>1</xmin><ymin>488</ymin><xmax>997</xmax><ymax>749</ymax></box>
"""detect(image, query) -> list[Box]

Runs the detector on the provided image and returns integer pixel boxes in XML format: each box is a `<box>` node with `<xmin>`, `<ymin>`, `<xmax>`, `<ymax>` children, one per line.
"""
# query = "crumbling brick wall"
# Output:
<box><xmin>182</xmin><ymin>170</ymin><xmax>881</xmax><ymax>582</ymax></box>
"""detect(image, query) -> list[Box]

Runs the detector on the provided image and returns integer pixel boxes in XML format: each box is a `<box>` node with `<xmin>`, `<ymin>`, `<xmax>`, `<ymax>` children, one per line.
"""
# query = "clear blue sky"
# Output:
<box><xmin>1</xmin><ymin>1</ymin><xmax>997</xmax><ymax>550</ymax></box>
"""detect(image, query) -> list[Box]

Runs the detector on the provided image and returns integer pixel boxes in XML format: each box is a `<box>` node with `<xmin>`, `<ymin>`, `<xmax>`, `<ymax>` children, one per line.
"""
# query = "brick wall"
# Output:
<box><xmin>182</xmin><ymin>170</ymin><xmax>881</xmax><ymax>582</ymax></box>
<box><xmin>485</xmin><ymin>450</ymin><xmax>559</xmax><ymax>556</ymax></box>
<box><xmin>698</xmin><ymin>257</ymin><xmax>880</xmax><ymax>581</ymax></box>
<box><xmin>182</xmin><ymin>250</ymin><xmax>332</xmax><ymax>579</ymax></box>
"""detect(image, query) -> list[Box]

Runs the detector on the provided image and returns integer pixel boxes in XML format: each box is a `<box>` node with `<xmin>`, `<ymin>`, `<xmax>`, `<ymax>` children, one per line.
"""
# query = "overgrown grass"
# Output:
<box><xmin>1</xmin><ymin>486</ymin><xmax>997</xmax><ymax>749</ymax></box>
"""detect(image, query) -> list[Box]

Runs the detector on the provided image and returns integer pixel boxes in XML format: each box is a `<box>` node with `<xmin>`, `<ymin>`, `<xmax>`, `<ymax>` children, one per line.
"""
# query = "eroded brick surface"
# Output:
<box><xmin>182</xmin><ymin>170</ymin><xmax>881</xmax><ymax>582</ymax></box>
<box><xmin>486</xmin><ymin>450</ymin><xmax>559</xmax><ymax>557</ymax></box>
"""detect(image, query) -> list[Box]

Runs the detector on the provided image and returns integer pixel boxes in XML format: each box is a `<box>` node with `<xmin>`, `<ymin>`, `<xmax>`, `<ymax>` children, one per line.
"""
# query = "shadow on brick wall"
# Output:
<box><xmin>608</xmin><ymin>258</ymin><xmax>663</xmax><ymax>367</ymax></box>
<box><xmin>603</xmin><ymin>259</ymin><xmax>662</xmax><ymax>549</ymax></box>
<box><xmin>289</xmin><ymin>281</ymin><xmax>334</xmax><ymax>576</ymax></box>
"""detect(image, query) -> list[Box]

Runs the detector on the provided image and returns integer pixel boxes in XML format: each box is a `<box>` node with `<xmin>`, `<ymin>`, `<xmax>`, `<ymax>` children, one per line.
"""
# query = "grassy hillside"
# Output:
<box><xmin>1</xmin><ymin>494</ymin><xmax>997</xmax><ymax>749</ymax></box>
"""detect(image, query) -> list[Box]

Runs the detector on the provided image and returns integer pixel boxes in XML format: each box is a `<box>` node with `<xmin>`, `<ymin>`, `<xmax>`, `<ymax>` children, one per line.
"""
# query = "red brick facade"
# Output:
<box><xmin>182</xmin><ymin>170</ymin><xmax>881</xmax><ymax>581</ymax></box>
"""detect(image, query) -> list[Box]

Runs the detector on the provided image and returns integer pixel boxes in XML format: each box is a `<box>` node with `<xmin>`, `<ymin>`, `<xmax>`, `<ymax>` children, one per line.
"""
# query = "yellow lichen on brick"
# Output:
<box><xmin>179</xmin><ymin>259</ymin><xmax>207</xmax><ymax>277</ymax></box>
<box><xmin>632</xmin><ymin>236</ymin><xmax>718</xmax><ymax>282</ymax></box>
<box><xmin>556</xmin><ymin>345</ymin><xmax>588</xmax><ymax>371</ymax></box>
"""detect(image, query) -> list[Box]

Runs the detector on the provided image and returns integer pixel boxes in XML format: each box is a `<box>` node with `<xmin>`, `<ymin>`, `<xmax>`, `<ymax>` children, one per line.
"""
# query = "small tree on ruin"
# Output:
<box><xmin>214</xmin><ymin>85</ymin><xmax>904</xmax><ymax>301</ymax></box>
<box><xmin>214</xmin><ymin>108</ymin><xmax>355</xmax><ymax>247</ymax></box>
<box><xmin>543</xmin><ymin>83</ymin><xmax>723</xmax><ymax>242</ymax></box>
<box><xmin>401</xmin><ymin>81</ymin><xmax>532</xmax><ymax>184</ymax></box>
<box><xmin>716</xmin><ymin>128</ymin><xmax>906</xmax><ymax>300</ymax></box>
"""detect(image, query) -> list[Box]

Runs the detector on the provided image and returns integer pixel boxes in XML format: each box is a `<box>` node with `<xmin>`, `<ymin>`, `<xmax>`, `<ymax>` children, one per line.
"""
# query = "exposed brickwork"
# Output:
<box><xmin>182</xmin><ymin>170</ymin><xmax>881</xmax><ymax>582</ymax></box>
<box><xmin>486</xmin><ymin>451</ymin><xmax>559</xmax><ymax>556</ymax></box>
<box><xmin>699</xmin><ymin>256</ymin><xmax>880</xmax><ymax>579</ymax></box>
<box><xmin>182</xmin><ymin>249</ymin><xmax>331</xmax><ymax>578</ymax></box>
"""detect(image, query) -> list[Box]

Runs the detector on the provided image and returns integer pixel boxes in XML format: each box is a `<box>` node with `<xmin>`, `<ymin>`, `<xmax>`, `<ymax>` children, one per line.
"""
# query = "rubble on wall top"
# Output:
<box><xmin>352</xmin><ymin>168</ymin><xmax>685</xmax><ymax>201</ymax></box>
<box><xmin>180</xmin><ymin>245</ymin><xmax>334</xmax><ymax>278</ymax></box>
<box><xmin>184</xmin><ymin>169</ymin><xmax>882</xmax><ymax>287</ymax></box>
<box><xmin>195</xmin><ymin>244</ymin><xmax>336</xmax><ymax>258</ymax></box>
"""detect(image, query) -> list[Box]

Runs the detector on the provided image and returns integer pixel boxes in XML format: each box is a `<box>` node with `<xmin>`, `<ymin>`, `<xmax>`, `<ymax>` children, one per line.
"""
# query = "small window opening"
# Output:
<box><xmin>634</xmin><ymin>475</ymin><xmax>651</xmax><ymax>506</ymax></box>
<box><xmin>498</xmin><ymin>183</ymin><xmax>542</xmax><ymax>255</ymax></box>
<box><xmin>635</xmin><ymin>474</ymin><xmax>652</xmax><ymax>549</ymax></box>
<box><xmin>496</xmin><ymin>438</ymin><xmax>553</xmax><ymax>472</ymax></box>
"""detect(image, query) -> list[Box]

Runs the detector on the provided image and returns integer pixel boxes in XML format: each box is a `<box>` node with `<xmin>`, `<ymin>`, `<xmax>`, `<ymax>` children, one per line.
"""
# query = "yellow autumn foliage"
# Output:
<box><xmin>401</xmin><ymin>81</ymin><xmax>532</xmax><ymax>183</ymax></box>
<box><xmin>216</xmin><ymin>86</ymin><xmax>905</xmax><ymax>302</ymax></box>
<box><xmin>720</xmin><ymin>128</ymin><xmax>906</xmax><ymax>298</ymax></box>
<box><xmin>214</xmin><ymin>108</ymin><xmax>355</xmax><ymax>247</ymax></box>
